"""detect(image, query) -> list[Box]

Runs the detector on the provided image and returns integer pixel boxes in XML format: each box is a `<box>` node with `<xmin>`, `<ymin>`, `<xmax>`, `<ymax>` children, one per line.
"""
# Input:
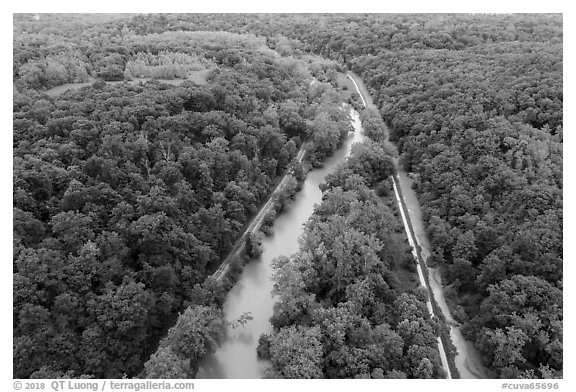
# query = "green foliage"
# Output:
<box><xmin>144</xmin><ymin>347</ymin><xmax>191</xmax><ymax>379</ymax></box>
<box><xmin>13</xmin><ymin>14</ymin><xmax>342</xmax><ymax>378</ymax></box>
<box><xmin>469</xmin><ymin>275</ymin><xmax>562</xmax><ymax>374</ymax></box>
<box><xmin>227</xmin><ymin>312</ymin><xmax>254</xmax><ymax>329</ymax></box>
<box><xmin>268</xmin><ymin>325</ymin><xmax>324</xmax><ymax>378</ymax></box>
<box><xmin>256</xmin><ymin>334</ymin><xmax>272</xmax><ymax>359</ymax></box>
<box><xmin>346</xmin><ymin>141</ymin><xmax>395</xmax><ymax>187</ymax></box>
<box><xmin>234</xmin><ymin>12</ymin><xmax>562</xmax><ymax>378</ymax></box>
<box><xmin>158</xmin><ymin>305</ymin><xmax>224</xmax><ymax>376</ymax></box>
<box><xmin>14</xmin><ymin>12</ymin><xmax>562</xmax><ymax>379</ymax></box>
<box><xmin>305</xmin><ymin>85</ymin><xmax>353</xmax><ymax>165</ymax></box>
<box><xmin>245</xmin><ymin>233</ymin><xmax>262</xmax><ymax>259</ymax></box>
<box><xmin>124</xmin><ymin>51</ymin><xmax>210</xmax><ymax>80</ymax></box>
<box><xmin>359</xmin><ymin>108</ymin><xmax>388</xmax><ymax>142</ymax></box>
<box><xmin>265</xmin><ymin>137</ymin><xmax>443</xmax><ymax>378</ymax></box>
<box><xmin>273</xmin><ymin>175</ymin><xmax>299</xmax><ymax>213</ymax></box>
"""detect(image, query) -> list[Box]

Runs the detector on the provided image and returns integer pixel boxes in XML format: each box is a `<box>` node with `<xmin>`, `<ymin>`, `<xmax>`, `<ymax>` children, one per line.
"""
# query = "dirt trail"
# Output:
<box><xmin>347</xmin><ymin>71</ymin><xmax>490</xmax><ymax>379</ymax></box>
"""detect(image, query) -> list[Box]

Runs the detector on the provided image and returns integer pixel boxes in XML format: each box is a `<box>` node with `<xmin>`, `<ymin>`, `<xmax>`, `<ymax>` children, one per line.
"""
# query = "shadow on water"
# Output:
<box><xmin>227</xmin><ymin>329</ymin><xmax>256</xmax><ymax>345</ymax></box>
<box><xmin>196</xmin><ymin>353</ymin><xmax>227</xmax><ymax>379</ymax></box>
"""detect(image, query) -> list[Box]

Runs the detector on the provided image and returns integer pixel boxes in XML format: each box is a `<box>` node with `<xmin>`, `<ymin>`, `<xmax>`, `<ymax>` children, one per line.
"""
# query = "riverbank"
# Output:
<box><xmin>196</xmin><ymin>107</ymin><xmax>365</xmax><ymax>378</ymax></box>
<box><xmin>212</xmin><ymin>143</ymin><xmax>307</xmax><ymax>281</ymax></box>
<box><xmin>347</xmin><ymin>71</ymin><xmax>489</xmax><ymax>379</ymax></box>
<box><xmin>395</xmin><ymin>170</ymin><xmax>490</xmax><ymax>379</ymax></box>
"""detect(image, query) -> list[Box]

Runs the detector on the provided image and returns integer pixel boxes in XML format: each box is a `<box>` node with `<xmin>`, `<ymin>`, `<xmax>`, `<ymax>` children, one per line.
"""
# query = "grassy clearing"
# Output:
<box><xmin>390</xmin><ymin>231</ymin><xmax>420</xmax><ymax>293</ymax></box>
<box><xmin>39</xmin><ymin>69</ymin><xmax>211</xmax><ymax>98</ymax></box>
<box><xmin>43</xmin><ymin>78</ymin><xmax>96</xmax><ymax>97</ymax></box>
<box><xmin>334</xmin><ymin>72</ymin><xmax>357</xmax><ymax>100</ymax></box>
<box><xmin>186</xmin><ymin>69</ymin><xmax>210</xmax><ymax>86</ymax></box>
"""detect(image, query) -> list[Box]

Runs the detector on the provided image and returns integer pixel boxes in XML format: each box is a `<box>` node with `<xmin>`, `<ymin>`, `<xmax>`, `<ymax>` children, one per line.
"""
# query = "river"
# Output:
<box><xmin>196</xmin><ymin>109</ymin><xmax>365</xmax><ymax>379</ymax></box>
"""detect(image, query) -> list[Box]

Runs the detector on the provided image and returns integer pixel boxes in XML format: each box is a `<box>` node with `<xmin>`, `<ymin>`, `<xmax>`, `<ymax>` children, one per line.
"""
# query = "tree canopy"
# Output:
<box><xmin>14</xmin><ymin>13</ymin><xmax>562</xmax><ymax>379</ymax></box>
<box><xmin>13</xmin><ymin>13</ymin><xmax>352</xmax><ymax>378</ymax></box>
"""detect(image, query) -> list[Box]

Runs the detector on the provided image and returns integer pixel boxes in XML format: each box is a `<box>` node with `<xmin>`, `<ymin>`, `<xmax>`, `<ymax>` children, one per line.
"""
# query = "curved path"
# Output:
<box><xmin>347</xmin><ymin>71</ymin><xmax>489</xmax><ymax>379</ymax></box>
<box><xmin>346</xmin><ymin>72</ymin><xmax>451</xmax><ymax>379</ymax></box>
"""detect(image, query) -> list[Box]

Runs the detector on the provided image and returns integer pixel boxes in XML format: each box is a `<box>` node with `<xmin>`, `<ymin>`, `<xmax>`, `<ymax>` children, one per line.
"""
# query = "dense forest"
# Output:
<box><xmin>258</xmin><ymin>136</ymin><xmax>447</xmax><ymax>379</ymax></box>
<box><xmin>294</xmin><ymin>14</ymin><xmax>563</xmax><ymax>379</ymax></box>
<box><xmin>164</xmin><ymin>13</ymin><xmax>562</xmax><ymax>378</ymax></box>
<box><xmin>14</xmin><ymin>13</ymin><xmax>562</xmax><ymax>379</ymax></box>
<box><xmin>13</xmin><ymin>13</ymin><xmax>352</xmax><ymax>378</ymax></box>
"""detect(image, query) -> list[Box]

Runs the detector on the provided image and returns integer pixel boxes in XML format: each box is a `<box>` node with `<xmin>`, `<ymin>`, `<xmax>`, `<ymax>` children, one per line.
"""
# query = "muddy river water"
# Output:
<box><xmin>196</xmin><ymin>110</ymin><xmax>365</xmax><ymax>379</ymax></box>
